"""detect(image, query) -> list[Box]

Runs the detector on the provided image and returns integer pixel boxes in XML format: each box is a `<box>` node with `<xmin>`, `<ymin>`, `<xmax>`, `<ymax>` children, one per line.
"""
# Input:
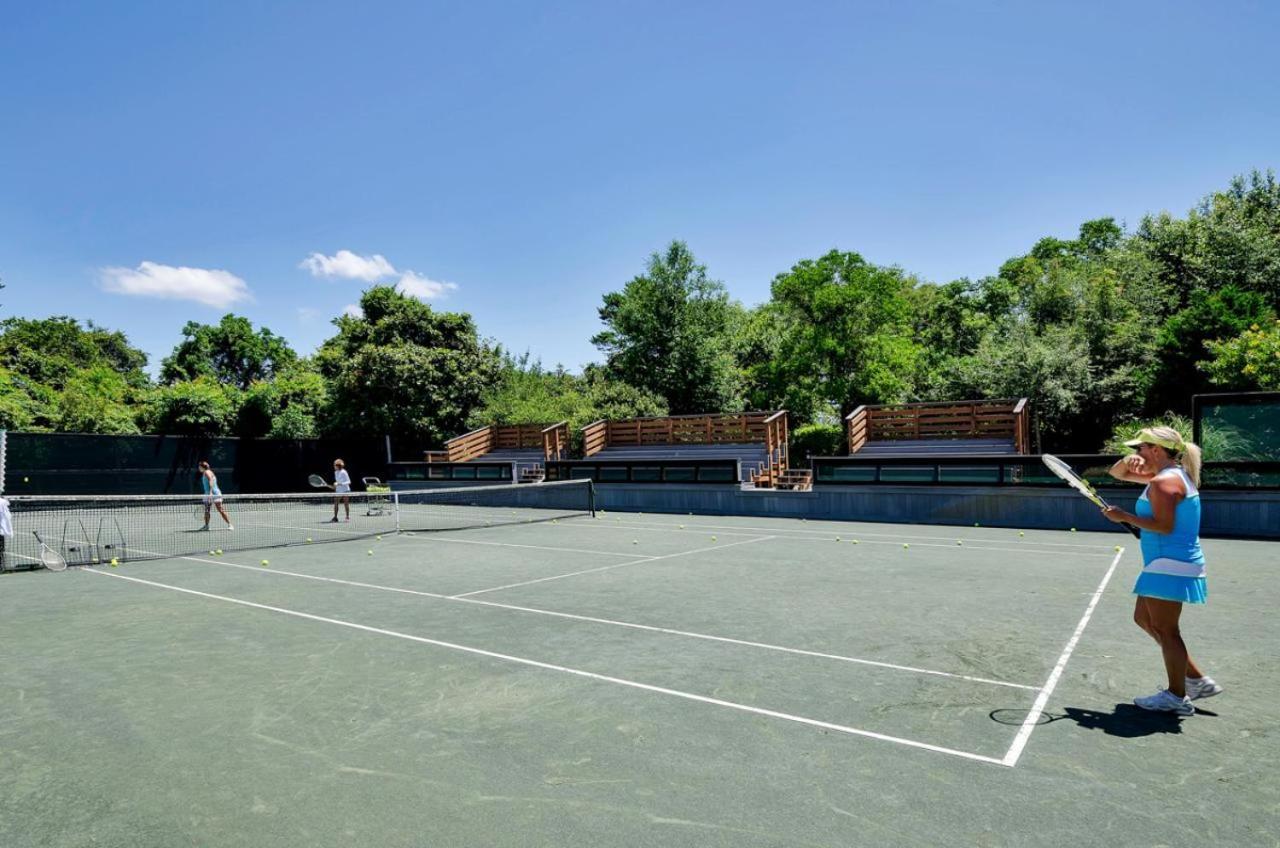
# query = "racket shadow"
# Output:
<box><xmin>990</xmin><ymin>704</ymin><xmax>1208</xmax><ymax>738</ymax></box>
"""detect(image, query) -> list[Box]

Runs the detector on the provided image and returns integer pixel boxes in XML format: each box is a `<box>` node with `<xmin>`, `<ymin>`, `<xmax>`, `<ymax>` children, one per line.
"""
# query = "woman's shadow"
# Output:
<box><xmin>991</xmin><ymin>704</ymin><xmax>1217</xmax><ymax>738</ymax></box>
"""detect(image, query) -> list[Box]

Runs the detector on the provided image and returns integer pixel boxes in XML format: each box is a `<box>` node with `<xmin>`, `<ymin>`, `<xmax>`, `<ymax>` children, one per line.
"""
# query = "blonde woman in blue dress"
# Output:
<box><xmin>198</xmin><ymin>460</ymin><xmax>234</xmax><ymax>531</ymax></box>
<box><xmin>1103</xmin><ymin>426</ymin><xmax>1221</xmax><ymax>715</ymax></box>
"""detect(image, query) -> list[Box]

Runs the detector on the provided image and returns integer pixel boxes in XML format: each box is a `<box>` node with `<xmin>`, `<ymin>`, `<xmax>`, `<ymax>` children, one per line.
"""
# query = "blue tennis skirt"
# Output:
<box><xmin>1133</xmin><ymin>571</ymin><xmax>1207</xmax><ymax>604</ymax></box>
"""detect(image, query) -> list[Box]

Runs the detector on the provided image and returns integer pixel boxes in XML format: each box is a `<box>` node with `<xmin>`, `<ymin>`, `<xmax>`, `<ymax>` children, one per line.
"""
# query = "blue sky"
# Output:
<box><xmin>1</xmin><ymin>1</ymin><xmax>1276</xmax><ymax>375</ymax></box>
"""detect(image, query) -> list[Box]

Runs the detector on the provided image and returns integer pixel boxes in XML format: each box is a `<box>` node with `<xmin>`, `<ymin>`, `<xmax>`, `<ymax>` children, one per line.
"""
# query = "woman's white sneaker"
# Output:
<box><xmin>1185</xmin><ymin>677</ymin><xmax>1223</xmax><ymax>700</ymax></box>
<box><xmin>1134</xmin><ymin>689</ymin><xmax>1194</xmax><ymax>715</ymax></box>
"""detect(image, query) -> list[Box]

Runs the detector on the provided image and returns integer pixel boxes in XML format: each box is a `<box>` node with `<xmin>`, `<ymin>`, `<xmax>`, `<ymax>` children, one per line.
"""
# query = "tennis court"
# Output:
<box><xmin>2</xmin><ymin>494</ymin><xmax>1276</xmax><ymax>847</ymax></box>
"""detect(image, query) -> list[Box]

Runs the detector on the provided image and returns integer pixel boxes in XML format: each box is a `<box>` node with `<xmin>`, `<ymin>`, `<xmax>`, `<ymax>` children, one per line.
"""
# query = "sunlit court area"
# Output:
<box><xmin>4</xmin><ymin>3</ymin><xmax>1280</xmax><ymax>846</ymax></box>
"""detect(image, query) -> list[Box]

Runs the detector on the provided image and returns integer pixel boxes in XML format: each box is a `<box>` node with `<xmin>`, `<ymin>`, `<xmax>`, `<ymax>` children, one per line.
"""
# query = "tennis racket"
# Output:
<box><xmin>308</xmin><ymin>474</ymin><xmax>332</xmax><ymax>489</ymax></box>
<box><xmin>1042</xmin><ymin>454</ymin><xmax>1140</xmax><ymax>539</ymax></box>
<box><xmin>31</xmin><ymin>531</ymin><xmax>68</xmax><ymax>572</ymax></box>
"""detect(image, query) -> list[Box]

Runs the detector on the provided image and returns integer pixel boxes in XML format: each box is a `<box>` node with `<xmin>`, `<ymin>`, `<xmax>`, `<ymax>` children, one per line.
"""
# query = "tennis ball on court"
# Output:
<box><xmin>209</xmin><ymin>550</ymin><xmax>216</xmax><ymax>556</ymax></box>
<box><xmin>110</xmin><ymin>558</ymin><xmax>118</xmax><ymax>567</ymax></box>
<box><xmin>957</xmin><ymin>540</ymin><xmax>963</xmax><ymax>546</ymax></box>
<box><xmin>974</xmin><ymin>522</ymin><xmax>980</xmax><ymax>527</ymax></box>
<box><xmin>376</xmin><ymin>535</ymin><xmax>382</xmax><ymax>541</ymax></box>
<box><xmin>835</xmin><ymin>536</ymin><xmax>841</xmax><ymax>542</ymax></box>
<box><xmin>261</xmin><ymin>559</ymin><xmax>269</xmax><ymax>566</ymax></box>
<box><xmin>1114</xmin><ymin>545</ymin><xmax>1123</xmax><ymax>552</ymax></box>
<box><xmin>632</xmin><ymin>539</ymin><xmax>638</xmax><ymax>545</ymax></box>
<box><xmin>711</xmin><ymin>536</ymin><xmax>717</xmax><ymax>541</ymax></box>
<box><xmin>215</xmin><ymin>549</ymin><xmax>223</xmax><ymax>555</ymax></box>
<box><xmin>23</xmin><ymin>476</ymin><xmax>29</xmax><ymax>482</ymax></box>
<box><xmin>306</xmin><ymin>537</ymin><xmax>313</xmax><ymax>543</ymax></box>
<box><xmin>367</xmin><ymin>550</ymin><xmax>373</xmax><ymax>556</ymax></box>
<box><xmin>852</xmin><ymin>539</ymin><xmax>859</xmax><ymax>544</ymax></box>
<box><xmin>1018</xmin><ymin>531</ymin><xmax>1025</xmax><ymax>537</ymax></box>
<box><xmin>903</xmin><ymin>543</ymin><xmax>910</xmax><ymax>549</ymax></box>
<box><xmin>1071</xmin><ymin>527</ymin><xmax>1077</xmax><ymax>532</ymax></box>
<box><xmin>679</xmin><ymin>524</ymin><xmax>685</xmax><ymax>529</ymax></box>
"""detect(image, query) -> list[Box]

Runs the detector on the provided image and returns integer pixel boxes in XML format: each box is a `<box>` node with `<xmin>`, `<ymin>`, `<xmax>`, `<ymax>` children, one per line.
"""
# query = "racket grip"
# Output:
<box><xmin>1124</xmin><ymin>523</ymin><xmax>1141</xmax><ymax>539</ymax></box>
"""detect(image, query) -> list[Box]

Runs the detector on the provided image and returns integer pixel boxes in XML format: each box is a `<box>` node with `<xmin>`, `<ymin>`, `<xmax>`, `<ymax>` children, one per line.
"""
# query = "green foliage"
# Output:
<box><xmin>161</xmin><ymin>314</ymin><xmax>298</xmax><ymax>389</ymax></box>
<box><xmin>766</xmin><ymin>250</ymin><xmax>921</xmax><ymax>417</ymax></box>
<box><xmin>55</xmin><ymin>366</ymin><xmax>141</xmax><ymax>434</ymax></box>
<box><xmin>141</xmin><ymin>378</ymin><xmax>240</xmax><ymax>436</ymax></box>
<box><xmin>1203</xmin><ymin>319</ymin><xmax>1280</xmax><ymax>391</ymax></box>
<box><xmin>593</xmin><ymin>241</ymin><xmax>744</xmax><ymax>414</ymax></box>
<box><xmin>236</xmin><ymin>364</ymin><xmax>328</xmax><ymax>438</ymax></box>
<box><xmin>0</xmin><ymin>316</ymin><xmax>149</xmax><ymax>392</ymax></box>
<box><xmin>789</xmin><ymin>423</ymin><xmax>844</xmax><ymax>460</ymax></box>
<box><xmin>0</xmin><ymin>367</ymin><xmax>49</xmax><ymax>430</ymax></box>
<box><xmin>317</xmin><ymin>286</ymin><xmax>501</xmax><ymax>445</ymax></box>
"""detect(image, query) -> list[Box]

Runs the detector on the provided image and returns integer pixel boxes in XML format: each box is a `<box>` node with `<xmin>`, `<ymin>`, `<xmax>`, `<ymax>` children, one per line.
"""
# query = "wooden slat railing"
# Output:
<box><xmin>598</xmin><ymin>412</ymin><xmax>775</xmax><ymax>448</ymax></box>
<box><xmin>541</xmin><ymin>421</ymin><xmax>570</xmax><ymax>461</ymax></box>
<box><xmin>582</xmin><ymin>420</ymin><xmax>609</xmax><ymax>457</ymax></box>
<box><xmin>444</xmin><ymin>426</ymin><xmax>494</xmax><ymax>462</ymax></box>
<box><xmin>844</xmin><ymin>398</ymin><xmax>1031</xmax><ymax>454</ymax></box>
<box><xmin>757</xmin><ymin>410</ymin><xmax>790</xmax><ymax>487</ymax></box>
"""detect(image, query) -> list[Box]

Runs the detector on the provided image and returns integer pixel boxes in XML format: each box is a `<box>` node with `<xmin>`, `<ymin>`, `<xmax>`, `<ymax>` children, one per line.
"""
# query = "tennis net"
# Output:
<box><xmin>1</xmin><ymin>479</ymin><xmax>594</xmax><ymax>570</ymax></box>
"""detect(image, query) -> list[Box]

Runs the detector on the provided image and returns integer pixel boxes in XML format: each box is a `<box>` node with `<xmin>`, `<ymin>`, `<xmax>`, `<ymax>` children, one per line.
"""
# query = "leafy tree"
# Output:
<box><xmin>236</xmin><ymin>364</ymin><xmax>328</xmax><ymax>438</ymax></box>
<box><xmin>0</xmin><ymin>367</ymin><xmax>48</xmax><ymax>430</ymax></box>
<box><xmin>56</xmin><ymin>366</ymin><xmax>141</xmax><ymax>434</ymax></box>
<box><xmin>0</xmin><ymin>316</ymin><xmax>149</xmax><ymax>391</ymax></box>
<box><xmin>765</xmin><ymin>250</ymin><xmax>921</xmax><ymax>417</ymax></box>
<box><xmin>161</xmin><ymin>314</ymin><xmax>298</xmax><ymax>390</ymax></box>
<box><xmin>593</xmin><ymin>241</ymin><xmax>745</xmax><ymax>415</ymax></box>
<box><xmin>1203</xmin><ymin>318</ymin><xmax>1280</xmax><ymax>391</ymax></box>
<box><xmin>316</xmin><ymin>286</ymin><xmax>501</xmax><ymax>445</ymax></box>
<box><xmin>140</xmin><ymin>378</ymin><xmax>240</xmax><ymax>437</ymax></box>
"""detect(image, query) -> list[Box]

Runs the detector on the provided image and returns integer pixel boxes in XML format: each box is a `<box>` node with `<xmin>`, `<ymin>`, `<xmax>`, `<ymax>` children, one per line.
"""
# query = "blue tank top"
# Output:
<box><xmin>1135</xmin><ymin>467</ymin><xmax>1204</xmax><ymax>577</ymax></box>
<box><xmin>201</xmin><ymin>472</ymin><xmax>220</xmax><ymax>496</ymax></box>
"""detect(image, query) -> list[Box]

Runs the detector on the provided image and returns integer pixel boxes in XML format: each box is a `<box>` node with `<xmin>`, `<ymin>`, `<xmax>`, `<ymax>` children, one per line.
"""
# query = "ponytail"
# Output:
<box><xmin>1179</xmin><ymin>441</ymin><xmax>1202</xmax><ymax>488</ymax></box>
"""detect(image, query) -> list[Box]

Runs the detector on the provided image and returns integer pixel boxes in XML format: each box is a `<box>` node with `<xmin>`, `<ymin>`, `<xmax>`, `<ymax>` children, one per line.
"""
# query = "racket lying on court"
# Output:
<box><xmin>31</xmin><ymin>531</ymin><xmax>68</xmax><ymax>572</ymax></box>
<box><xmin>308</xmin><ymin>474</ymin><xmax>332</xmax><ymax>489</ymax></box>
<box><xmin>1041</xmin><ymin>454</ymin><xmax>1140</xmax><ymax>539</ymax></box>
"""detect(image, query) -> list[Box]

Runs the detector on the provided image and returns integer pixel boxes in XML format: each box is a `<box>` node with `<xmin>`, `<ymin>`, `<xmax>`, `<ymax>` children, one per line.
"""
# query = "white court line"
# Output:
<box><xmin>82</xmin><ymin>567</ymin><xmax>1008</xmax><ymax>766</ymax></box>
<box><xmin>599</xmin><ymin>516</ymin><xmax>1120</xmax><ymax>551</ymax></box>
<box><xmin>450</xmin><ymin>534</ymin><xmax>777</xmax><ymax>598</ymax></box>
<box><xmin>154</xmin><ymin>551</ymin><xmax>1038</xmax><ymax>691</ymax></box>
<box><xmin>1001</xmin><ymin>547</ymin><xmax>1126</xmax><ymax>767</ymax></box>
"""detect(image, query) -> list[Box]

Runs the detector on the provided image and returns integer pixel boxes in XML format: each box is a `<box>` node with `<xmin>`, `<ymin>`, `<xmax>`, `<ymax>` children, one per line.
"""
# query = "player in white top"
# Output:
<box><xmin>330</xmin><ymin>459</ymin><xmax>352</xmax><ymax>523</ymax></box>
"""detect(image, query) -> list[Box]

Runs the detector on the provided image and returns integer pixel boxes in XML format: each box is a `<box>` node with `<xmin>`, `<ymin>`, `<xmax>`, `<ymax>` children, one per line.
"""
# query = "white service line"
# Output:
<box><xmin>1001</xmin><ymin>546</ymin><xmax>1126</xmax><ymax>767</ymax></box>
<box><xmin>82</xmin><ymin>567</ymin><xmax>1008</xmax><ymax>766</ymax></box>
<box><xmin>156</xmin><ymin>551</ymin><xmax>1038</xmax><ymax>691</ymax></box>
<box><xmin>450</xmin><ymin>534</ymin><xmax>777</xmax><ymax>599</ymax></box>
<box><xmin>600</xmin><ymin>516</ymin><xmax>1121</xmax><ymax>551</ymax></box>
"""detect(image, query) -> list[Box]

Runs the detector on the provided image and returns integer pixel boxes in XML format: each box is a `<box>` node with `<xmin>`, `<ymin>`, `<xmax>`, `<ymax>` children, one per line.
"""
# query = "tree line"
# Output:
<box><xmin>1</xmin><ymin>170</ymin><xmax>1277</xmax><ymax>454</ymax></box>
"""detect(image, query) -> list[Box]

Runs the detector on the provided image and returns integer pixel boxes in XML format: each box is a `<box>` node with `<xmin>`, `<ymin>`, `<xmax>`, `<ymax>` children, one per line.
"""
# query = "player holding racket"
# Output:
<box><xmin>329</xmin><ymin>459</ymin><xmax>352</xmax><ymax>523</ymax></box>
<box><xmin>1102</xmin><ymin>426</ymin><xmax>1220</xmax><ymax>714</ymax></box>
<box><xmin>198</xmin><ymin>461</ymin><xmax>234</xmax><ymax>531</ymax></box>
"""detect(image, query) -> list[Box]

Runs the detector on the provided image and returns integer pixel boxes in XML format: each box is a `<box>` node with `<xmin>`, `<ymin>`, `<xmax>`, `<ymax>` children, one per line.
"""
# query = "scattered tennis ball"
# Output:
<box><xmin>974</xmin><ymin>522</ymin><xmax>980</xmax><ymax>527</ymax></box>
<box><xmin>1018</xmin><ymin>531</ymin><xmax>1025</xmax><ymax>537</ymax></box>
<box><xmin>23</xmin><ymin>476</ymin><xmax>29</xmax><ymax>483</ymax></box>
<box><xmin>852</xmin><ymin>539</ymin><xmax>860</xmax><ymax>544</ymax></box>
<box><xmin>92</xmin><ymin>558</ymin><xmax>100</xmax><ymax>564</ymax></box>
<box><xmin>376</xmin><ymin>535</ymin><xmax>382</xmax><ymax>541</ymax></box>
<box><xmin>956</xmin><ymin>540</ymin><xmax>963</xmax><ymax>546</ymax></box>
<box><xmin>903</xmin><ymin>543</ymin><xmax>910</xmax><ymax>549</ymax></box>
<box><xmin>1114</xmin><ymin>545</ymin><xmax>1123</xmax><ymax>552</ymax></box>
<box><xmin>679</xmin><ymin>524</ymin><xmax>685</xmax><ymax>529</ymax></box>
<box><xmin>306</xmin><ymin>537</ymin><xmax>313</xmax><ymax>543</ymax></box>
<box><xmin>261</xmin><ymin>559</ymin><xmax>269</xmax><ymax>566</ymax></box>
<box><xmin>711</xmin><ymin>536</ymin><xmax>717</xmax><ymax>541</ymax></box>
<box><xmin>209</xmin><ymin>550</ymin><xmax>216</xmax><ymax>556</ymax></box>
<box><xmin>215</xmin><ymin>549</ymin><xmax>223</xmax><ymax>555</ymax></box>
<box><xmin>367</xmin><ymin>550</ymin><xmax>374</xmax><ymax>556</ymax></box>
<box><xmin>632</xmin><ymin>539</ymin><xmax>638</xmax><ymax>545</ymax></box>
<box><xmin>835</xmin><ymin>536</ymin><xmax>842</xmax><ymax>542</ymax></box>
<box><xmin>110</xmin><ymin>558</ymin><xmax>118</xmax><ymax>567</ymax></box>
<box><xmin>1071</xmin><ymin>527</ymin><xmax>1078</xmax><ymax>532</ymax></box>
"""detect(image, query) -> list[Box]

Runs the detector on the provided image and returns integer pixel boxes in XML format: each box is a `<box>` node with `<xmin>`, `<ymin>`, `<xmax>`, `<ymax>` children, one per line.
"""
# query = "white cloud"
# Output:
<box><xmin>395</xmin><ymin>270</ymin><xmax>458</xmax><ymax>301</ymax></box>
<box><xmin>300</xmin><ymin>250</ymin><xmax>395</xmax><ymax>282</ymax></box>
<box><xmin>342</xmin><ymin>304</ymin><xmax>363</xmax><ymax>318</ymax></box>
<box><xmin>100</xmin><ymin>261</ymin><xmax>251</xmax><ymax>308</ymax></box>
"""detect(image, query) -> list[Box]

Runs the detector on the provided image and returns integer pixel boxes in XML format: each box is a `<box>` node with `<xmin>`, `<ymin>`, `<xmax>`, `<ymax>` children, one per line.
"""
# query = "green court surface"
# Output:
<box><xmin>1</xmin><ymin>511</ymin><xmax>1276</xmax><ymax>847</ymax></box>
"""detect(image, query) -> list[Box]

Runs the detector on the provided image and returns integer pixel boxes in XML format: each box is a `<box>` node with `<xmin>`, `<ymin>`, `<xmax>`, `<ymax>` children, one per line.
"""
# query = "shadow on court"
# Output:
<box><xmin>992</xmin><ymin>703</ymin><xmax>1221</xmax><ymax>738</ymax></box>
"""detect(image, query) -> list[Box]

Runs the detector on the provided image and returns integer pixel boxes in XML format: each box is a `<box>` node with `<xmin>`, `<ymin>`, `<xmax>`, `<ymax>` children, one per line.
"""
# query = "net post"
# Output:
<box><xmin>587</xmin><ymin>480</ymin><xmax>596</xmax><ymax>517</ymax></box>
<box><xmin>393</xmin><ymin>489</ymin><xmax>401</xmax><ymax>533</ymax></box>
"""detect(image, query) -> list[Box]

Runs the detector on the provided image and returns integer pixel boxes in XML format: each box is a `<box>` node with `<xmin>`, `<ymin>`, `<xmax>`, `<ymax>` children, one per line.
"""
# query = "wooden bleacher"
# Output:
<box><xmin>430</xmin><ymin>421</ymin><xmax>571</xmax><ymax>482</ymax></box>
<box><xmin>844</xmin><ymin>399</ymin><xmax>1031</xmax><ymax>456</ymax></box>
<box><xmin>581</xmin><ymin>411</ymin><xmax>807</xmax><ymax>489</ymax></box>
